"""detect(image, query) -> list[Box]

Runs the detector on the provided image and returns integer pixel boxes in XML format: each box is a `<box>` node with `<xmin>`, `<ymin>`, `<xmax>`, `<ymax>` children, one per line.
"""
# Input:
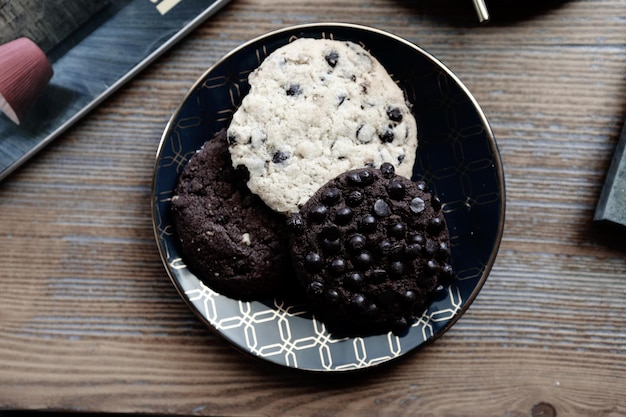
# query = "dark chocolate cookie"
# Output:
<box><xmin>288</xmin><ymin>163</ymin><xmax>452</xmax><ymax>335</ymax></box>
<box><xmin>171</xmin><ymin>129</ymin><xmax>291</xmax><ymax>300</ymax></box>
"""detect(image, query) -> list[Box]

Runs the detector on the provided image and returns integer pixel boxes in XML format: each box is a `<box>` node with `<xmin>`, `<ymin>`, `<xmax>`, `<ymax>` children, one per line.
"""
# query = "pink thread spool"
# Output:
<box><xmin>0</xmin><ymin>37</ymin><xmax>53</xmax><ymax>125</ymax></box>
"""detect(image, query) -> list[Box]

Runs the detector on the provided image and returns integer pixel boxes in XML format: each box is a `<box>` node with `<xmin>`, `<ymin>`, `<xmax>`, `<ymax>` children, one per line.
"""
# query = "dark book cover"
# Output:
<box><xmin>0</xmin><ymin>0</ymin><xmax>231</xmax><ymax>181</ymax></box>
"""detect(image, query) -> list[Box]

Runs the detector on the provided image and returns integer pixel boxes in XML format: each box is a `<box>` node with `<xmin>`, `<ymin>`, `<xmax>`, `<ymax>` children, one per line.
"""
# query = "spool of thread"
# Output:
<box><xmin>0</xmin><ymin>37</ymin><xmax>53</xmax><ymax>125</ymax></box>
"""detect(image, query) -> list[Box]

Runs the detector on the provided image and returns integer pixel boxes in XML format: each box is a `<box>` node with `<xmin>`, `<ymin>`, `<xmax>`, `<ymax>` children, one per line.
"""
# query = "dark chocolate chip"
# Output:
<box><xmin>409</xmin><ymin>233</ymin><xmax>425</xmax><ymax>245</ymax></box>
<box><xmin>374</xmin><ymin>199</ymin><xmax>390</xmax><ymax>217</ymax></box>
<box><xmin>358</xmin><ymin>169</ymin><xmax>375</xmax><ymax>184</ymax></box>
<box><xmin>424</xmin><ymin>239</ymin><xmax>437</xmax><ymax>255</ymax></box>
<box><xmin>351</xmin><ymin>294</ymin><xmax>366</xmax><ymax>309</ymax></box>
<box><xmin>388</xmin><ymin>222</ymin><xmax>406</xmax><ymax>238</ymax></box>
<box><xmin>334</xmin><ymin>207</ymin><xmax>354</xmax><ymax>225</ymax></box>
<box><xmin>402</xmin><ymin>290</ymin><xmax>417</xmax><ymax>304</ymax></box>
<box><xmin>348</xmin><ymin>233</ymin><xmax>367</xmax><ymax>252</ymax></box>
<box><xmin>304</xmin><ymin>253</ymin><xmax>323</xmax><ymax>272</ymax></box>
<box><xmin>388</xmin><ymin>180</ymin><xmax>405</xmax><ymax>199</ymax></box>
<box><xmin>308</xmin><ymin>205</ymin><xmax>328</xmax><ymax>223</ymax></box>
<box><xmin>272</xmin><ymin>151</ymin><xmax>289</xmax><ymax>164</ymax></box>
<box><xmin>346</xmin><ymin>190</ymin><xmax>364</xmax><ymax>207</ymax></box>
<box><xmin>370</xmin><ymin>269</ymin><xmax>388</xmax><ymax>282</ymax></box>
<box><xmin>354</xmin><ymin>250</ymin><xmax>373</xmax><ymax>269</ymax></box>
<box><xmin>404</xmin><ymin>243</ymin><xmax>421</xmax><ymax>259</ymax></box>
<box><xmin>345</xmin><ymin>273</ymin><xmax>364</xmax><ymax>289</ymax></box>
<box><xmin>286</xmin><ymin>84</ymin><xmax>302</xmax><ymax>96</ymax></box>
<box><xmin>346</xmin><ymin>172</ymin><xmax>362</xmax><ymax>186</ymax></box>
<box><xmin>325</xmin><ymin>50</ymin><xmax>339</xmax><ymax>67</ymax></box>
<box><xmin>409</xmin><ymin>197</ymin><xmax>426</xmax><ymax>213</ymax></box>
<box><xmin>387</xmin><ymin>106</ymin><xmax>403</xmax><ymax>122</ymax></box>
<box><xmin>389</xmin><ymin>261</ymin><xmax>405</xmax><ymax>276</ymax></box>
<box><xmin>360</xmin><ymin>214</ymin><xmax>377</xmax><ymax>233</ymax></box>
<box><xmin>380</xmin><ymin>162</ymin><xmax>395</xmax><ymax>178</ymax></box>
<box><xmin>428</xmin><ymin>217</ymin><xmax>444</xmax><ymax>233</ymax></box>
<box><xmin>286</xmin><ymin>214</ymin><xmax>305</xmax><ymax>234</ymax></box>
<box><xmin>308</xmin><ymin>281</ymin><xmax>324</xmax><ymax>296</ymax></box>
<box><xmin>330</xmin><ymin>258</ymin><xmax>347</xmax><ymax>275</ymax></box>
<box><xmin>321</xmin><ymin>187</ymin><xmax>342</xmax><ymax>206</ymax></box>
<box><xmin>326</xmin><ymin>289</ymin><xmax>340</xmax><ymax>303</ymax></box>
<box><xmin>436</xmin><ymin>241</ymin><xmax>450</xmax><ymax>260</ymax></box>
<box><xmin>432</xmin><ymin>195</ymin><xmax>442</xmax><ymax>212</ymax></box>
<box><xmin>227</xmin><ymin>133</ymin><xmax>237</xmax><ymax>145</ymax></box>
<box><xmin>378</xmin><ymin>238</ymin><xmax>392</xmax><ymax>255</ymax></box>
<box><xmin>425</xmin><ymin>259</ymin><xmax>439</xmax><ymax>275</ymax></box>
<box><xmin>379</xmin><ymin>127</ymin><xmax>395</xmax><ymax>143</ymax></box>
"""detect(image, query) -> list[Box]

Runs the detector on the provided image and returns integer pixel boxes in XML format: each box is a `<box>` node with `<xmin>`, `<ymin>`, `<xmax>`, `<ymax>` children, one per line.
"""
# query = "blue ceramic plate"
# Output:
<box><xmin>152</xmin><ymin>23</ymin><xmax>505</xmax><ymax>372</ymax></box>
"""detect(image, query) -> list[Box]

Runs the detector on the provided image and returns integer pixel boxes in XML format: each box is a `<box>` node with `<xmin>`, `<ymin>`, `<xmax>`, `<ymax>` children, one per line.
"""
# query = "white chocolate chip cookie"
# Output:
<box><xmin>227</xmin><ymin>38</ymin><xmax>418</xmax><ymax>214</ymax></box>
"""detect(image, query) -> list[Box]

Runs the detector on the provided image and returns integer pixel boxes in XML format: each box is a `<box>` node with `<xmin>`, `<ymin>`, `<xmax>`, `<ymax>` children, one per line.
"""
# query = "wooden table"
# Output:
<box><xmin>1</xmin><ymin>1</ymin><xmax>625</xmax><ymax>416</ymax></box>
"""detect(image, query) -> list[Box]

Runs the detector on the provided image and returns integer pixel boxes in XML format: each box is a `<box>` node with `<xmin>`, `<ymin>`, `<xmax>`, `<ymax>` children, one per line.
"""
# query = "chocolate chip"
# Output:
<box><xmin>432</xmin><ymin>195</ymin><xmax>442</xmax><ymax>212</ymax></box>
<box><xmin>308</xmin><ymin>205</ymin><xmax>328</xmax><ymax>223</ymax></box>
<box><xmin>346</xmin><ymin>172</ymin><xmax>362</xmax><ymax>186</ymax></box>
<box><xmin>354</xmin><ymin>251</ymin><xmax>373</xmax><ymax>269</ymax></box>
<box><xmin>378</xmin><ymin>239</ymin><xmax>392</xmax><ymax>255</ymax></box>
<box><xmin>308</xmin><ymin>280</ymin><xmax>324</xmax><ymax>296</ymax></box>
<box><xmin>325</xmin><ymin>50</ymin><xmax>339</xmax><ymax>67</ymax></box>
<box><xmin>380</xmin><ymin>162</ymin><xmax>395</xmax><ymax>178</ymax></box>
<box><xmin>425</xmin><ymin>259</ymin><xmax>439</xmax><ymax>275</ymax></box>
<box><xmin>409</xmin><ymin>233</ymin><xmax>425</xmax><ymax>245</ymax></box>
<box><xmin>227</xmin><ymin>133</ymin><xmax>237</xmax><ymax>145</ymax></box>
<box><xmin>351</xmin><ymin>294</ymin><xmax>366</xmax><ymax>309</ymax></box>
<box><xmin>374</xmin><ymin>199</ymin><xmax>390</xmax><ymax>217</ymax></box>
<box><xmin>379</xmin><ymin>127</ymin><xmax>395</xmax><ymax>143</ymax></box>
<box><xmin>286</xmin><ymin>84</ymin><xmax>302</xmax><ymax>96</ymax></box>
<box><xmin>428</xmin><ymin>217</ymin><xmax>444</xmax><ymax>233</ymax></box>
<box><xmin>360</xmin><ymin>214</ymin><xmax>377</xmax><ymax>233</ymax></box>
<box><xmin>387</xmin><ymin>106</ymin><xmax>403</xmax><ymax>122</ymax></box>
<box><xmin>389</xmin><ymin>261</ymin><xmax>405</xmax><ymax>276</ymax></box>
<box><xmin>334</xmin><ymin>207</ymin><xmax>353</xmax><ymax>225</ymax></box>
<box><xmin>345</xmin><ymin>273</ymin><xmax>364</xmax><ymax>289</ymax></box>
<box><xmin>348</xmin><ymin>233</ymin><xmax>367</xmax><ymax>252</ymax></box>
<box><xmin>346</xmin><ymin>190</ymin><xmax>364</xmax><ymax>207</ymax></box>
<box><xmin>286</xmin><ymin>213</ymin><xmax>305</xmax><ymax>234</ymax></box>
<box><xmin>388</xmin><ymin>181</ymin><xmax>405</xmax><ymax>199</ymax></box>
<box><xmin>272</xmin><ymin>151</ymin><xmax>289</xmax><ymax>163</ymax></box>
<box><xmin>358</xmin><ymin>169</ymin><xmax>375</xmax><ymax>184</ymax></box>
<box><xmin>321</xmin><ymin>187</ymin><xmax>341</xmax><ymax>206</ymax></box>
<box><xmin>402</xmin><ymin>290</ymin><xmax>417</xmax><ymax>304</ymax></box>
<box><xmin>388</xmin><ymin>222</ymin><xmax>406</xmax><ymax>238</ymax></box>
<box><xmin>330</xmin><ymin>258</ymin><xmax>347</xmax><ymax>275</ymax></box>
<box><xmin>304</xmin><ymin>253</ymin><xmax>323</xmax><ymax>272</ymax></box>
<box><xmin>404</xmin><ymin>243</ymin><xmax>421</xmax><ymax>259</ymax></box>
<box><xmin>409</xmin><ymin>197</ymin><xmax>426</xmax><ymax>213</ymax></box>
<box><xmin>326</xmin><ymin>289</ymin><xmax>340</xmax><ymax>303</ymax></box>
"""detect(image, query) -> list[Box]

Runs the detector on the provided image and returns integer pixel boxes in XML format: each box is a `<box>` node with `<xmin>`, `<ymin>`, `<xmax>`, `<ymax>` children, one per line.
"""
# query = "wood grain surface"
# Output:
<box><xmin>1</xmin><ymin>1</ymin><xmax>625</xmax><ymax>416</ymax></box>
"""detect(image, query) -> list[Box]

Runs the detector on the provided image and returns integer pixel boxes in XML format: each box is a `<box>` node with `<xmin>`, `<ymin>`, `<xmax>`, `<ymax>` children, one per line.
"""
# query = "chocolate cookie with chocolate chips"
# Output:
<box><xmin>288</xmin><ymin>163</ymin><xmax>453</xmax><ymax>336</ymax></box>
<box><xmin>171</xmin><ymin>129</ymin><xmax>292</xmax><ymax>300</ymax></box>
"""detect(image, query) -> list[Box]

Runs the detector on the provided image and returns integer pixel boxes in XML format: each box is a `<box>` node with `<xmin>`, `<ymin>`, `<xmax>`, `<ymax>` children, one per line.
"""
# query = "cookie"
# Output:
<box><xmin>287</xmin><ymin>163</ymin><xmax>452</xmax><ymax>335</ymax></box>
<box><xmin>171</xmin><ymin>129</ymin><xmax>292</xmax><ymax>300</ymax></box>
<box><xmin>228</xmin><ymin>38</ymin><xmax>418</xmax><ymax>214</ymax></box>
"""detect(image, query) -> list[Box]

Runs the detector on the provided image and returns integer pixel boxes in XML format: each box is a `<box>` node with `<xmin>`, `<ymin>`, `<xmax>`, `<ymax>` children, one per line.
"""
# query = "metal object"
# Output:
<box><xmin>473</xmin><ymin>0</ymin><xmax>490</xmax><ymax>22</ymax></box>
<box><xmin>595</xmin><ymin>118</ymin><xmax>626</xmax><ymax>229</ymax></box>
